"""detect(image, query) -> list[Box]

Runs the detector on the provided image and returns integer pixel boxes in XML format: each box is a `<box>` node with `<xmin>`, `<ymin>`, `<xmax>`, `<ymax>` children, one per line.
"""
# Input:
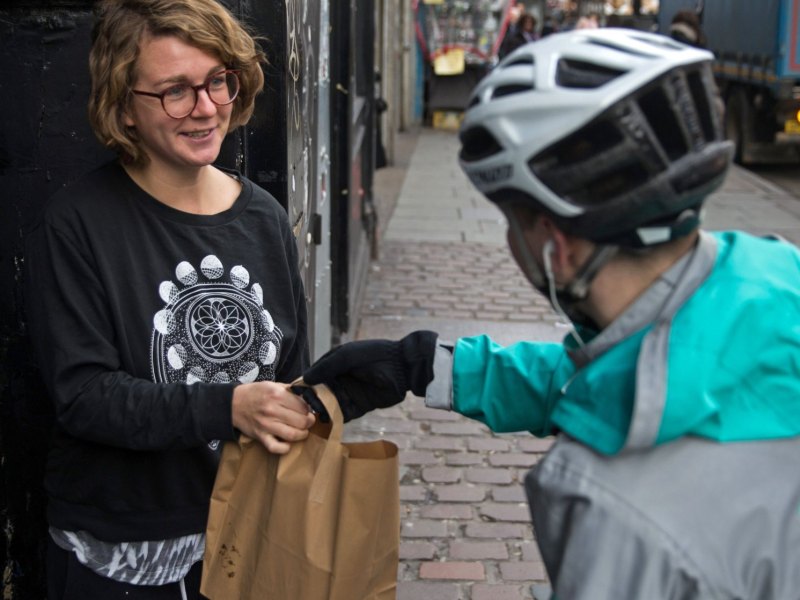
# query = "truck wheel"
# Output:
<box><xmin>724</xmin><ymin>89</ymin><xmax>751</xmax><ymax>165</ymax></box>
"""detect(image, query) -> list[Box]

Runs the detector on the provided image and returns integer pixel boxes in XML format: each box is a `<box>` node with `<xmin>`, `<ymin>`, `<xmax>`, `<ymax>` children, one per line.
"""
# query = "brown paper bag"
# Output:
<box><xmin>201</xmin><ymin>382</ymin><xmax>399</xmax><ymax>600</ymax></box>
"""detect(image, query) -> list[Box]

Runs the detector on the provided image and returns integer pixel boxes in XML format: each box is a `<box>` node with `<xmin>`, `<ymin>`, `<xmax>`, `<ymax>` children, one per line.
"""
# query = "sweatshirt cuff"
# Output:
<box><xmin>199</xmin><ymin>384</ymin><xmax>237</xmax><ymax>441</ymax></box>
<box><xmin>425</xmin><ymin>342</ymin><xmax>454</xmax><ymax>411</ymax></box>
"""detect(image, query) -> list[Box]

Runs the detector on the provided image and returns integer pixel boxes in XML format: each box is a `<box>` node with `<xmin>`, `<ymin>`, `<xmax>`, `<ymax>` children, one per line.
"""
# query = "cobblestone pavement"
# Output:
<box><xmin>348</xmin><ymin>129</ymin><xmax>560</xmax><ymax>600</ymax></box>
<box><xmin>345</xmin><ymin>127</ymin><xmax>800</xmax><ymax>600</ymax></box>
<box><xmin>361</xmin><ymin>242</ymin><xmax>556</xmax><ymax>324</ymax></box>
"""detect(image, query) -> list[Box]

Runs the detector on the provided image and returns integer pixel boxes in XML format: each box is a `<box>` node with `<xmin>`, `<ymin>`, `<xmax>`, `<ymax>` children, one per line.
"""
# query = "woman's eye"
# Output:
<box><xmin>208</xmin><ymin>75</ymin><xmax>227</xmax><ymax>89</ymax></box>
<box><xmin>165</xmin><ymin>85</ymin><xmax>188</xmax><ymax>99</ymax></box>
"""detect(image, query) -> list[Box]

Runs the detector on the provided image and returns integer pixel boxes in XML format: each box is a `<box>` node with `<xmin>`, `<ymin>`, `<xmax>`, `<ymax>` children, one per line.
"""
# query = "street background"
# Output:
<box><xmin>345</xmin><ymin>126</ymin><xmax>800</xmax><ymax>600</ymax></box>
<box><xmin>4</xmin><ymin>1</ymin><xmax>800</xmax><ymax>596</ymax></box>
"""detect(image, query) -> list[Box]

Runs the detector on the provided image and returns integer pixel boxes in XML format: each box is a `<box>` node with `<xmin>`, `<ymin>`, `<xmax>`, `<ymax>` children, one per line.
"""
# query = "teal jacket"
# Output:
<box><xmin>452</xmin><ymin>231</ymin><xmax>800</xmax><ymax>455</ymax></box>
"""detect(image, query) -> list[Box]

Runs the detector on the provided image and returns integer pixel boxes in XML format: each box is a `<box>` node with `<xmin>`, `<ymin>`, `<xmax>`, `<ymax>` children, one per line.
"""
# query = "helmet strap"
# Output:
<box><xmin>549</xmin><ymin>243</ymin><xmax>617</xmax><ymax>332</ymax></box>
<box><xmin>508</xmin><ymin>217</ymin><xmax>617</xmax><ymax>338</ymax></box>
<box><xmin>561</xmin><ymin>244</ymin><xmax>618</xmax><ymax>302</ymax></box>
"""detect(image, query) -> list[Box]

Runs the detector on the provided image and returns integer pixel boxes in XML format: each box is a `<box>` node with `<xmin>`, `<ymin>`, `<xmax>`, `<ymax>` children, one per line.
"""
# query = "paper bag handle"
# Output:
<box><xmin>290</xmin><ymin>378</ymin><xmax>347</xmax><ymax>503</ymax></box>
<box><xmin>290</xmin><ymin>377</ymin><xmax>344</xmax><ymax>442</ymax></box>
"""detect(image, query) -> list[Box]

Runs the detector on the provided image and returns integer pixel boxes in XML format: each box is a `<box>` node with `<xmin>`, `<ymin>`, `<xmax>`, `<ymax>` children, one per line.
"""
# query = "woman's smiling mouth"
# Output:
<box><xmin>183</xmin><ymin>128</ymin><xmax>214</xmax><ymax>139</ymax></box>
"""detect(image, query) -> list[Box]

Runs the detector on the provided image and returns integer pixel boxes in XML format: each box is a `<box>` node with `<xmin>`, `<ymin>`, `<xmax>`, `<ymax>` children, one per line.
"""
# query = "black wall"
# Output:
<box><xmin>1</xmin><ymin>6</ymin><xmax>102</xmax><ymax>597</ymax></box>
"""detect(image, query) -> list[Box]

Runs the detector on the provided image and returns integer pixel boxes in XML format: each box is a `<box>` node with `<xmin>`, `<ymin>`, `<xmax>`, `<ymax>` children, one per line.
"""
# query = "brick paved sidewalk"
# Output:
<box><xmin>349</xmin><ymin>240</ymin><xmax>558</xmax><ymax>600</ymax></box>
<box><xmin>349</xmin><ymin>129</ymin><xmax>560</xmax><ymax>600</ymax></box>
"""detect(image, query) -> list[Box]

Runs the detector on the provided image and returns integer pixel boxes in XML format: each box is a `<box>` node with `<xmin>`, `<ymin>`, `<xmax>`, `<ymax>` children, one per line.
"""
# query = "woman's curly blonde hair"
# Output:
<box><xmin>88</xmin><ymin>0</ymin><xmax>266</xmax><ymax>166</ymax></box>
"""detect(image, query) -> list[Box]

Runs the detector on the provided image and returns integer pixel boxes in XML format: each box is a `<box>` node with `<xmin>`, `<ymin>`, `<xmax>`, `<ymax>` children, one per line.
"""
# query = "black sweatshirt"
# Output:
<box><xmin>25</xmin><ymin>161</ymin><xmax>309</xmax><ymax>542</ymax></box>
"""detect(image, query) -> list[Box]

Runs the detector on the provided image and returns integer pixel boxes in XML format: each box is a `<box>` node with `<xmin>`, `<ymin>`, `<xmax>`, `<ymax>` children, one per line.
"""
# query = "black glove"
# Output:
<box><xmin>296</xmin><ymin>330</ymin><xmax>438</xmax><ymax>422</ymax></box>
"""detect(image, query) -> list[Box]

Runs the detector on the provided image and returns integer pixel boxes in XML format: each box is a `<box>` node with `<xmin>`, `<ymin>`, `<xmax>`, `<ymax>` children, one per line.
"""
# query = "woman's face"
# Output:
<box><xmin>124</xmin><ymin>35</ymin><xmax>233</xmax><ymax>175</ymax></box>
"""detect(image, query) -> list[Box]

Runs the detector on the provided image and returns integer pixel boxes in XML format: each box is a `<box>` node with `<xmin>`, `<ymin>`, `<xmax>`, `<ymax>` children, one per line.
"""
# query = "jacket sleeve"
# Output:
<box><xmin>24</xmin><ymin>220</ymin><xmax>235</xmax><ymax>451</ymax></box>
<box><xmin>451</xmin><ymin>334</ymin><xmax>572</xmax><ymax>436</ymax></box>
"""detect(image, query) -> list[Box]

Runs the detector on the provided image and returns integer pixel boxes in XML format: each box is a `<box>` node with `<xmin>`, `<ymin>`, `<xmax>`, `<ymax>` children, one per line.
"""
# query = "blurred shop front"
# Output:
<box><xmin>414</xmin><ymin>0</ymin><xmax>513</xmax><ymax>128</ymax></box>
<box><xmin>510</xmin><ymin>0</ymin><xmax>660</xmax><ymax>32</ymax></box>
<box><xmin>550</xmin><ymin>0</ymin><xmax>659</xmax><ymax>22</ymax></box>
<box><xmin>414</xmin><ymin>0</ymin><xmax>659</xmax><ymax>129</ymax></box>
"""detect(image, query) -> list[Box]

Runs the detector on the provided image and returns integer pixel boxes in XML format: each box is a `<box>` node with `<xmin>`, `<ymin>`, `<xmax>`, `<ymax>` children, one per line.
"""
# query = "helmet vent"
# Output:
<box><xmin>574</xmin><ymin>162</ymin><xmax>649</xmax><ymax>205</ymax></box>
<box><xmin>529</xmin><ymin>119</ymin><xmax>650</xmax><ymax>205</ymax></box>
<box><xmin>638</xmin><ymin>86</ymin><xmax>688</xmax><ymax>160</ymax></box>
<box><xmin>503</xmin><ymin>55</ymin><xmax>535</xmax><ymax>68</ymax></box>
<box><xmin>535</xmin><ymin>158</ymin><xmax>650</xmax><ymax>206</ymax></box>
<box><xmin>492</xmin><ymin>84</ymin><xmax>535</xmax><ymax>99</ymax></box>
<box><xmin>586</xmin><ymin>39</ymin><xmax>657</xmax><ymax>58</ymax></box>
<box><xmin>629</xmin><ymin>34</ymin><xmax>684</xmax><ymax>52</ymax></box>
<box><xmin>686</xmin><ymin>70</ymin><xmax>716</xmax><ymax>142</ymax></box>
<box><xmin>556</xmin><ymin>59</ymin><xmax>625</xmax><ymax>89</ymax></box>
<box><xmin>459</xmin><ymin>126</ymin><xmax>504</xmax><ymax>162</ymax></box>
<box><xmin>532</xmin><ymin>120</ymin><xmax>623</xmax><ymax>167</ymax></box>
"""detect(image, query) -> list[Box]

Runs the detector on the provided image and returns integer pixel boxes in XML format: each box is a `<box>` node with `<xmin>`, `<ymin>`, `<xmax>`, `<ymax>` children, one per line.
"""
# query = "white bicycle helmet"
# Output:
<box><xmin>459</xmin><ymin>28</ymin><xmax>733</xmax><ymax>247</ymax></box>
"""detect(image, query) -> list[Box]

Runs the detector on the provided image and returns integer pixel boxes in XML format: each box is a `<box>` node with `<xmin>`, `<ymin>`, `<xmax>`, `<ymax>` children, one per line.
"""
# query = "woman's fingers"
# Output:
<box><xmin>232</xmin><ymin>382</ymin><xmax>316</xmax><ymax>451</ymax></box>
<box><xmin>260</xmin><ymin>433</ymin><xmax>291</xmax><ymax>455</ymax></box>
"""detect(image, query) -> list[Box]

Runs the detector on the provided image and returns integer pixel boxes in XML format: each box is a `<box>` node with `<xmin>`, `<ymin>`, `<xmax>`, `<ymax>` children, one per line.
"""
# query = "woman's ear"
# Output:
<box><xmin>122</xmin><ymin>100</ymin><xmax>136</xmax><ymax>128</ymax></box>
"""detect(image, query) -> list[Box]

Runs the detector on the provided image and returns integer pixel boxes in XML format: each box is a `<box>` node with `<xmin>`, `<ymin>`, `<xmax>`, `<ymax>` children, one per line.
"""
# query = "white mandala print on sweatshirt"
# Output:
<box><xmin>151</xmin><ymin>254</ymin><xmax>283</xmax><ymax>393</ymax></box>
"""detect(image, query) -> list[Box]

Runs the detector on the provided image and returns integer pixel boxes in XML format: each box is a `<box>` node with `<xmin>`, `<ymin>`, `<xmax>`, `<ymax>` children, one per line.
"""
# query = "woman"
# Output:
<box><xmin>24</xmin><ymin>0</ymin><xmax>314</xmax><ymax>597</ymax></box>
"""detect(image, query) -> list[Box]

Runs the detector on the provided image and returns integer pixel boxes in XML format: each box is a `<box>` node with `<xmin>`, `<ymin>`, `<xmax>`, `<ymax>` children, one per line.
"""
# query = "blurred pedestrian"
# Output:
<box><xmin>499</xmin><ymin>13</ymin><xmax>538</xmax><ymax>59</ymax></box>
<box><xmin>25</xmin><ymin>0</ymin><xmax>314</xmax><ymax>596</ymax></box>
<box><xmin>575</xmin><ymin>15</ymin><xmax>599</xmax><ymax>29</ymax></box>
<box><xmin>669</xmin><ymin>9</ymin><xmax>707</xmax><ymax>48</ymax></box>
<box><xmin>540</xmin><ymin>16</ymin><xmax>559</xmax><ymax>37</ymax></box>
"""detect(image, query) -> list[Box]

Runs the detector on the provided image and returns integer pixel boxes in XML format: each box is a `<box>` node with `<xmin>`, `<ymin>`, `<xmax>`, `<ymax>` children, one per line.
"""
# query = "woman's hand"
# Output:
<box><xmin>231</xmin><ymin>381</ymin><xmax>316</xmax><ymax>453</ymax></box>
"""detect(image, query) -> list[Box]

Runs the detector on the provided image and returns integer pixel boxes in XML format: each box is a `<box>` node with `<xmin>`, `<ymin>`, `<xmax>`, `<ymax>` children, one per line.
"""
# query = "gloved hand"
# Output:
<box><xmin>295</xmin><ymin>330</ymin><xmax>438</xmax><ymax>422</ymax></box>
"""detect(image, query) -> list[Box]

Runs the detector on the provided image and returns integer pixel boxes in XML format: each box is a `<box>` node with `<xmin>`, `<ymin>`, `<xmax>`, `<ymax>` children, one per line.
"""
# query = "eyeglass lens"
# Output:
<box><xmin>163</xmin><ymin>71</ymin><xmax>239</xmax><ymax>118</ymax></box>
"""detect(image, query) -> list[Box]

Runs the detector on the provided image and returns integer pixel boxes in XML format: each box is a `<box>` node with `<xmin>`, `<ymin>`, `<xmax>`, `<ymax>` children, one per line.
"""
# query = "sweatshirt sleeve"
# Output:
<box><xmin>451</xmin><ymin>334</ymin><xmax>573</xmax><ymax>437</ymax></box>
<box><xmin>24</xmin><ymin>219</ymin><xmax>235</xmax><ymax>451</ymax></box>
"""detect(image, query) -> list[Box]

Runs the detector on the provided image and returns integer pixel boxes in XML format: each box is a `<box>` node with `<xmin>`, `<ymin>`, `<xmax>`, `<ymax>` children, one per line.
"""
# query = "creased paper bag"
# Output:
<box><xmin>201</xmin><ymin>382</ymin><xmax>399</xmax><ymax>599</ymax></box>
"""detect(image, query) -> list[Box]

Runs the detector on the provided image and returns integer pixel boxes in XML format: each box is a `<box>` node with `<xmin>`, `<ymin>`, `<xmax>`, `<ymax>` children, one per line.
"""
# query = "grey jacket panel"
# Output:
<box><xmin>425</xmin><ymin>343</ymin><xmax>455</xmax><ymax>411</ymax></box>
<box><xmin>625</xmin><ymin>232</ymin><xmax>717</xmax><ymax>450</ymax></box>
<box><xmin>527</xmin><ymin>435</ymin><xmax>800</xmax><ymax>600</ymax></box>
